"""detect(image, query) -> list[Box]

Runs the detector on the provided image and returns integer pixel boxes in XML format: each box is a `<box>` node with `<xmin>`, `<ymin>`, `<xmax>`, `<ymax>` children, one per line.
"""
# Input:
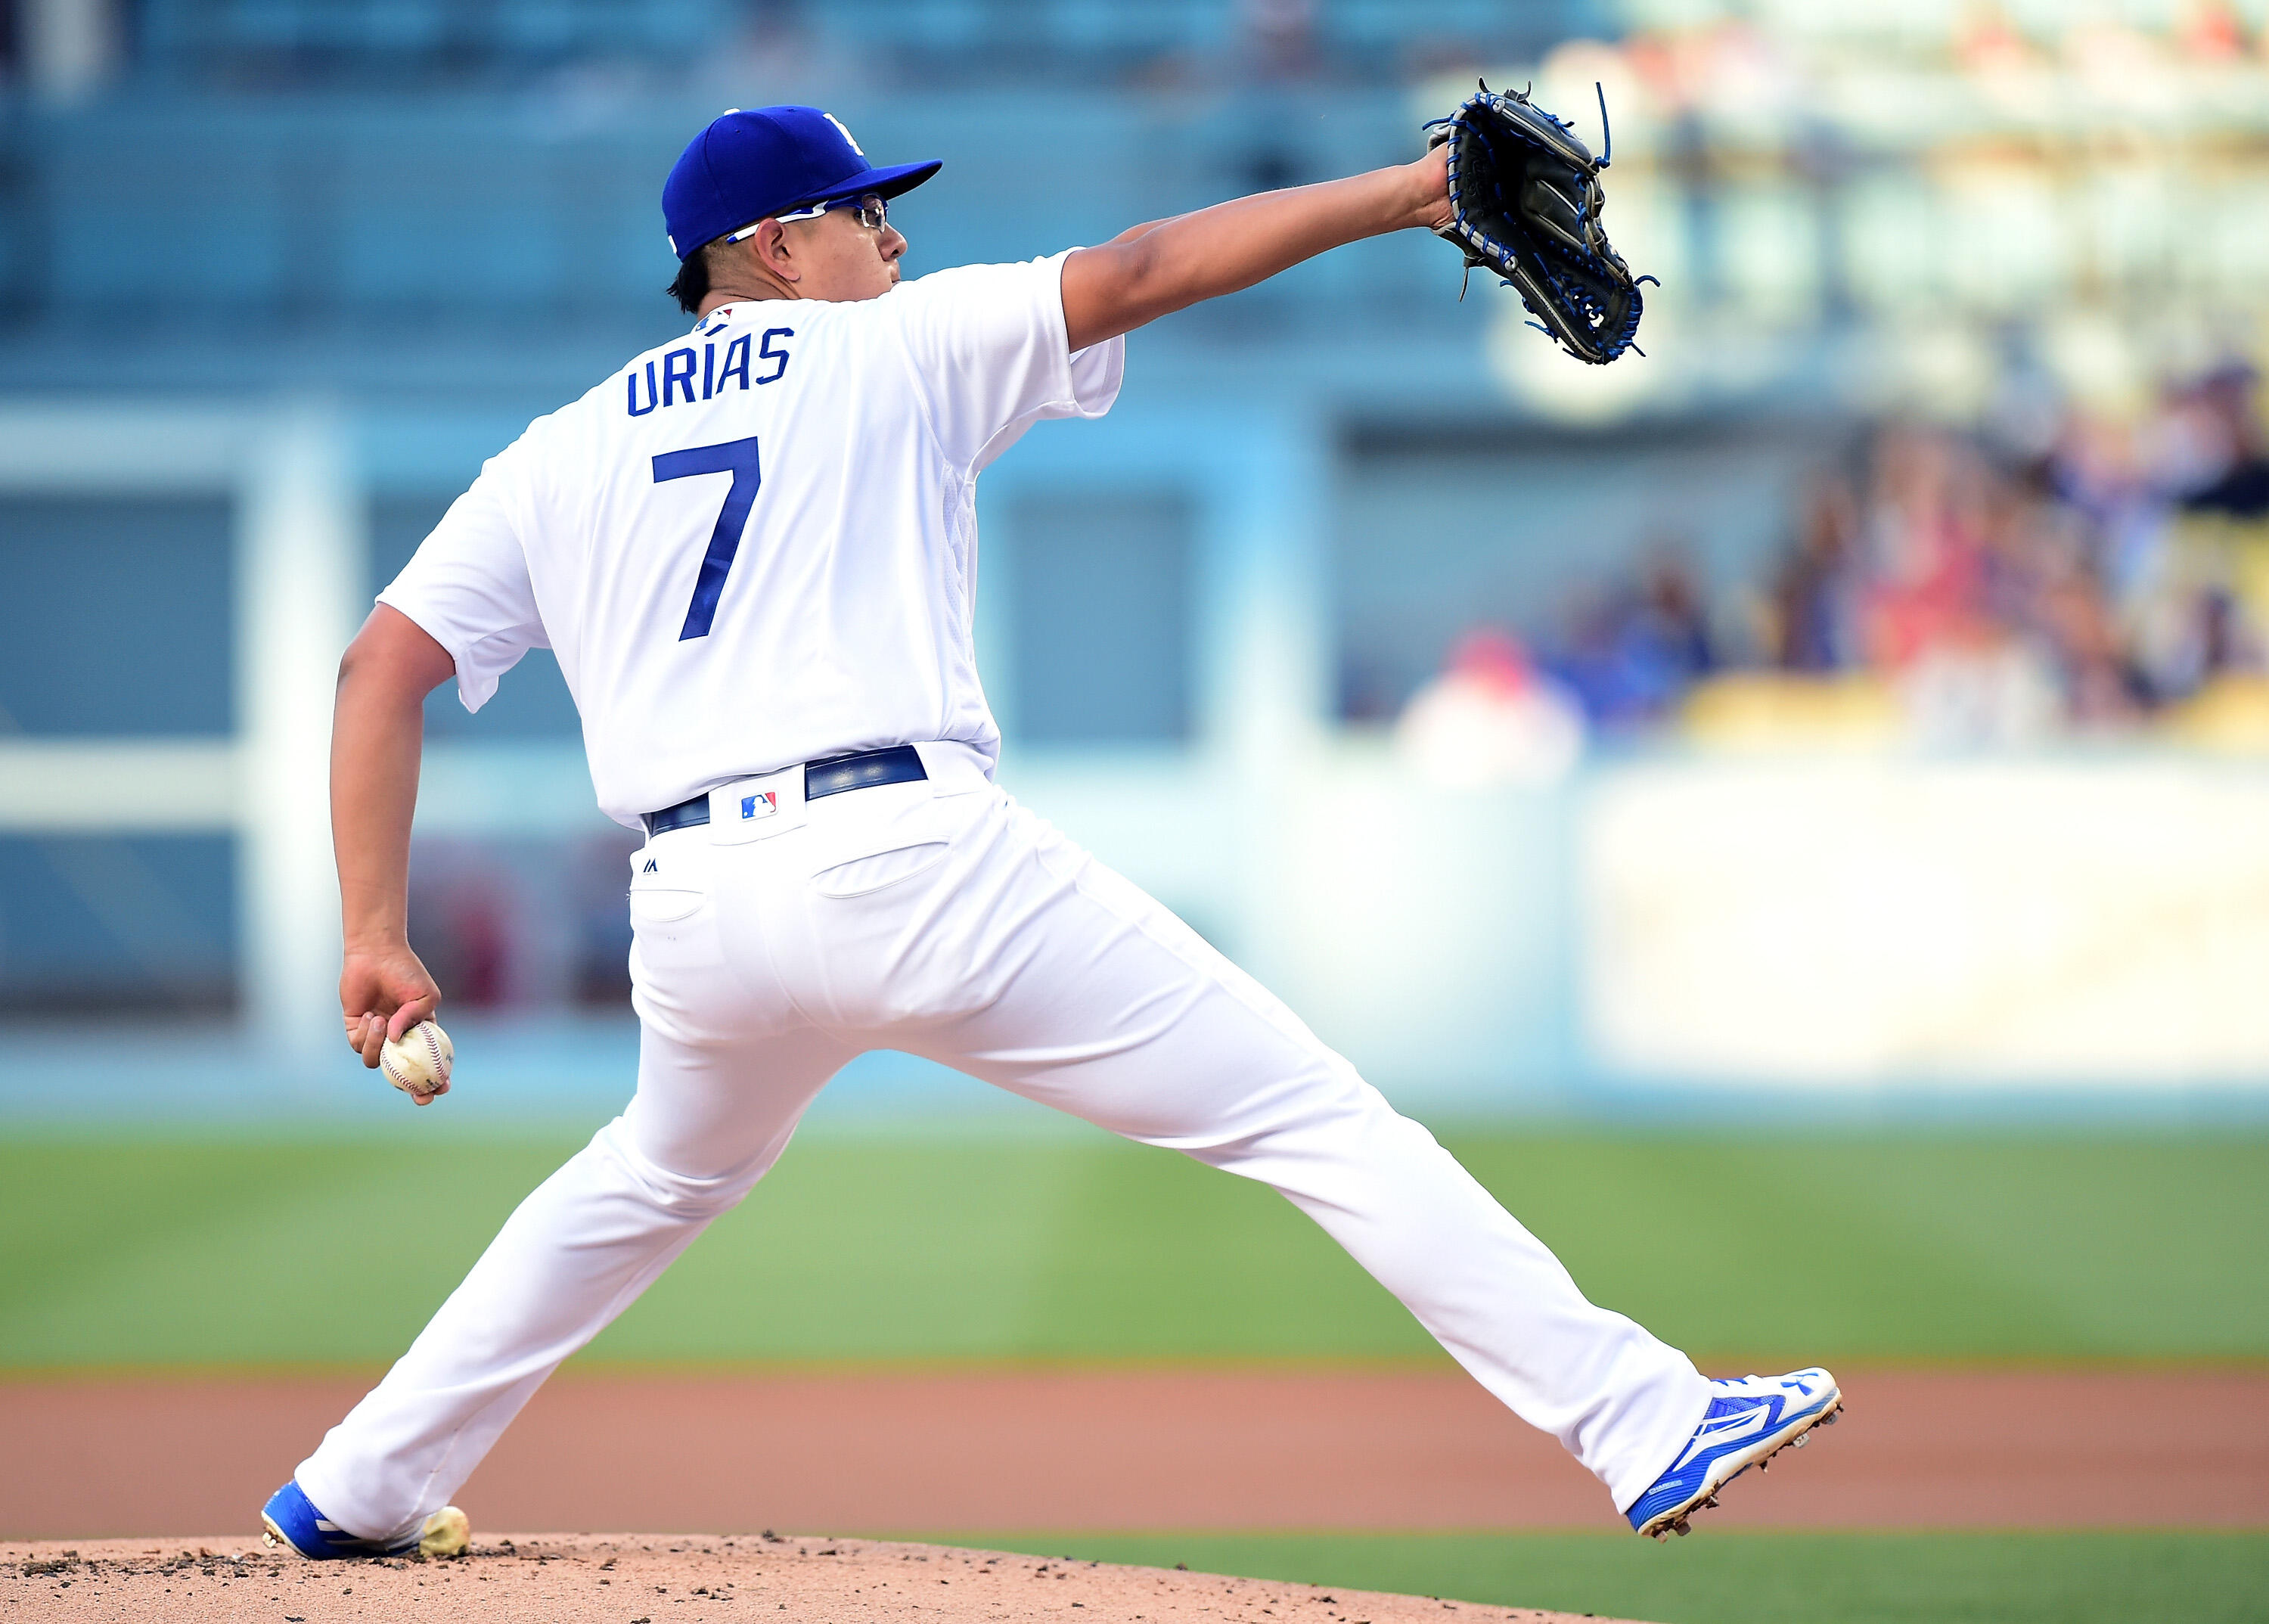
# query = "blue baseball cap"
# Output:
<box><xmin>663</xmin><ymin>106</ymin><xmax>942</xmax><ymax>260</ymax></box>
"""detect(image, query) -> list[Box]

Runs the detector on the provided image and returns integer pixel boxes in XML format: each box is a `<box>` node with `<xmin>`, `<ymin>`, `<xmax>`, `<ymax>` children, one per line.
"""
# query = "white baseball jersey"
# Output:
<box><xmin>378</xmin><ymin>251</ymin><xmax>1124</xmax><ymax>826</ymax></box>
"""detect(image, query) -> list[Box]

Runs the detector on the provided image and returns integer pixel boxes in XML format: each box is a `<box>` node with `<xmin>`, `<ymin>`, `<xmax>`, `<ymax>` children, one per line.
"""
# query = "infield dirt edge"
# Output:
<box><xmin>2</xmin><ymin>1532</ymin><xmax>1658</xmax><ymax>1622</ymax></box>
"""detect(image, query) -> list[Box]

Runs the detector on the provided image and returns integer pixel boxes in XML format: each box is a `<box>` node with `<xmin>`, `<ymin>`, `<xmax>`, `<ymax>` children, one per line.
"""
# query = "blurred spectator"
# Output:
<box><xmin>1897</xmin><ymin>624</ymin><xmax>2061</xmax><ymax>747</ymax></box>
<box><xmin>1412</xmin><ymin>357</ymin><xmax>2269</xmax><ymax>748</ymax></box>
<box><xmin>1396</xmin><ymin>629</ymin><xmax>1583</xmax><ymax>787</ymax></box>
<box><xmin>1540</xmin><ymin>547</ymin><xmax>1717</xmax><ymax>729</ymax></box>
<box><xmin>1771</xmin><ymin>477</ymin><xmax>1863</xmax><ymax>672</ymax></box>
<box><xmin>1750</xmin><ymin>371</ymin><xmax>2265</xmax><ymax>735</ymax></box>
<box><xmin>2181</xmin><ymin>365</ymin><xmax>2269</xmax><ymax>519</ymax></box>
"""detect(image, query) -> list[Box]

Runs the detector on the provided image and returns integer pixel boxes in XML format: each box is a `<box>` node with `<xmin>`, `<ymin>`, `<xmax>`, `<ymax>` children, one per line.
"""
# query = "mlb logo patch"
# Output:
<box><xmin>740</xmin><ymin>791</ymin><xmax>778</xmax><ymax>821</ymax></box>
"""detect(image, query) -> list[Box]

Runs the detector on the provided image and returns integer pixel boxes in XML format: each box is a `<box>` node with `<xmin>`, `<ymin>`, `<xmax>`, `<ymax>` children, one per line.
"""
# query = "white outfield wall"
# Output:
<box><xmin>1578</xmin><ymin>758</ymin><xmax>2269</xmax><ymax>1087</ymax></box>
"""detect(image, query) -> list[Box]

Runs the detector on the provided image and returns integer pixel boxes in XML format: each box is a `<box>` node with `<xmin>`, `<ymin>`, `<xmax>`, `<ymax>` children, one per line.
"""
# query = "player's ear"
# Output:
<box><xmin>748</xmin><ymin>218</ymin><xmax>801</xmax><ymax>285</ymax></box>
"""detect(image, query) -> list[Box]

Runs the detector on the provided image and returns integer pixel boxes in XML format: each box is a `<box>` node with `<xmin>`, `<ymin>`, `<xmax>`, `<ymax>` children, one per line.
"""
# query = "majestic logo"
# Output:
<box><xmin>740</xmin><ymin>791</ymin><xmax>779</xmax><ymax>821</ymax></box>
<box><xmin>822</xmin><ymin>112</ymin><xmax>866</xmax><ymax>156</ymax></box>
<box><xmin>642</xmin><ymin>857</ymin><xmax>659</xmax><ymax>874</ymax></box>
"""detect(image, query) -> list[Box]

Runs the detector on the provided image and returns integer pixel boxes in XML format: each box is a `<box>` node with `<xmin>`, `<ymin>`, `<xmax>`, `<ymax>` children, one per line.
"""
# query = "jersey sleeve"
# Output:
<box><xmin>374</xmin><ymin>456</ymin><xmax>548</xmax><ymax>714</ymax></box>
<box><xmin>886</xmin><ymin>250</ymin><xmax>1125</xmax><ymax>473</ymax></box>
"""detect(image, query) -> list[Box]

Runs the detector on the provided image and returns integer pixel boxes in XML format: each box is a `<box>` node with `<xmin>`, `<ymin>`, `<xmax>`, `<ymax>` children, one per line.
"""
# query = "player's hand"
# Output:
<box><xmin>340</xmin><ymin>942</ymin><xmax>443</xmax><ymax>1070</ymax></box>
<box><xmin>1406</xmin><ymin>142</ymin><xmax>1451</xmax><ymax>234</ymax></box>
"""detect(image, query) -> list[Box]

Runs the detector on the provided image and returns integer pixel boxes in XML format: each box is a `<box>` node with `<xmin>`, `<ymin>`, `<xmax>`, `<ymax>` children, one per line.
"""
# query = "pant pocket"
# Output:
<box><xmin>810</xmin><ymin>840</ymin><xmax>950</xmax><ymax>899</ymax></box>
<box><xmin>629</xmin><ymin>840</ymin><xmax>712</xmax><ymax>924</ymax></box>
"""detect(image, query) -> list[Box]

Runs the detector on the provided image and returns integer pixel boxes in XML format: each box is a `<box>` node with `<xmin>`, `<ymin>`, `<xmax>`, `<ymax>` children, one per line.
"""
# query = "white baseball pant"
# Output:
<box><xmin>297</xmin><ymin>741</ymin><xmax>1709</xmax><ymax>1539</ymax></box>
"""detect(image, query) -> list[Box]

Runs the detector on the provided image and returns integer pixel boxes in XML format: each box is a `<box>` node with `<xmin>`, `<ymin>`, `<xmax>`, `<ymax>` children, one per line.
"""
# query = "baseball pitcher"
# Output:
<box><xmin>262</xmin><ymin>103</ymin><xmax>1836</xmax><ymax>1559</ymax></box>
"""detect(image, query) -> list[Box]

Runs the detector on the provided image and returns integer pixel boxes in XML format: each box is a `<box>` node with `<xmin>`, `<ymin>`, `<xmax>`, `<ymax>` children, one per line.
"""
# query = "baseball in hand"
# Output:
<box><xmin>380</xmin><ymin>1019</ymin><xmax>454</xmax><ymax>1105</ymax></box>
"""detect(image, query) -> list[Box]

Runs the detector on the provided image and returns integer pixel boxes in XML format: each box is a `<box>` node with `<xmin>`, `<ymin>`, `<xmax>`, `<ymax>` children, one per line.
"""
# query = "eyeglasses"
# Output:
<box><xmin>724</xmin><ymin>193</ymin><xmax>888</xmax><ymax>244</ymax></box>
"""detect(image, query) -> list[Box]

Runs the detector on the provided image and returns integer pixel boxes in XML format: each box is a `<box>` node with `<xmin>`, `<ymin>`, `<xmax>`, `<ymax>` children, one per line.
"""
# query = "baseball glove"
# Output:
<box><xmin>1426</xmin><ymin>80</ymin><xmax>1655</xmax><ymax>366</ymax></box>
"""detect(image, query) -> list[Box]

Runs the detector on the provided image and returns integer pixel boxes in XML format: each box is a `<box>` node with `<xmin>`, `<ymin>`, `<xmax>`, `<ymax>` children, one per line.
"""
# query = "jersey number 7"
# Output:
<box><xmin>653</xmin><ymin>436</ymin><xmax>761</xmax><ymax>641</ymax></box>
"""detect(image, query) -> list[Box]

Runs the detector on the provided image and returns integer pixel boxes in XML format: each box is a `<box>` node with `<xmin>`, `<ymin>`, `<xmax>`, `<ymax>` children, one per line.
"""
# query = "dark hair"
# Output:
<box><xmin>666</xmin><ymin>243</ymin><xmax>719</xmax><ymax>315</ymax></box>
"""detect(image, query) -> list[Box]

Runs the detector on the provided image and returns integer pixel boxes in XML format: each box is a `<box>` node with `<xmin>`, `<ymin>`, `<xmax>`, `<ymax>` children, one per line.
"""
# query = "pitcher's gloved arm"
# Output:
<box><xmin>331</xmin><ymin>604</ymin><xmax>456</xmax><ymax>1067</ymax></box>
<box><xmin>1062</xmin><ymin>147</ymin><xmax>1450</xmax><ymax>352</ymax></box>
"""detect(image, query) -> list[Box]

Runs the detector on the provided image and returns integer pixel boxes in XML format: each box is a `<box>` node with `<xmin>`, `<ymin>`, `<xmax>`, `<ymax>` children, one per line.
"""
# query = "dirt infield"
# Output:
<box><xmin>0</xmin><ymin>1534</ymin><xmax>1647</xmax><ymax>1623</ymax></box>
<box><xmin>3</xmin><ymin>1366</ymin><xmax>2263</xmax><ymax>1542</ymax></box>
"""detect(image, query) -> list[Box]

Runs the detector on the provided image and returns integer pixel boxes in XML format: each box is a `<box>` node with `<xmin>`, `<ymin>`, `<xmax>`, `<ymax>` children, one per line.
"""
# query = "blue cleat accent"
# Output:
<box><xmin>1625</xmin><ymin>1367</ymin><xmax>1842</xmax><ymax>1539</ymax></box>
<box><xmin>259</xmin><ymin>1480</ymin><xmax>422</xmax><ymax>1560</ymax></box>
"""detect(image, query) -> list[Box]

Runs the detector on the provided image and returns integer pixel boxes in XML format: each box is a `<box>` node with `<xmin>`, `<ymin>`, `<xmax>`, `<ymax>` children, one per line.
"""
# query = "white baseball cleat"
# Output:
<box><xmin>1624</xmin><ymin>1367</ymin><xmax>1843</xmax><ymax>1539</ymax></box>
<box><xmin>260</xmin><ymin>1480</ymin><xmax>470</xmax><ymax>1559</ymax></box>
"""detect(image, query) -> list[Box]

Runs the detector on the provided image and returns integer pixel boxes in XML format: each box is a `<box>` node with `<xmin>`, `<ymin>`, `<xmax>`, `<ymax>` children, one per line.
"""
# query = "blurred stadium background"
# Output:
<box><xmin>8</xmin><ymin>0</ymin><xmax>2269</xmax><ymax>1114</ymax></box>
<box><xmin>2</xmin><ymin>3</ymin><xmax>2267</xmax><ymax>1622</ymax></box>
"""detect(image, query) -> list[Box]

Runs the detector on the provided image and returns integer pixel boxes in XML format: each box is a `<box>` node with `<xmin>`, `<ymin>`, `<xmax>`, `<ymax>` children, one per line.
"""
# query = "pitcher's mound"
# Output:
<box><xmin>5</xmin><ymin>1532</ymin><xmax>1655</xmax><ymax>1622</ymax></box>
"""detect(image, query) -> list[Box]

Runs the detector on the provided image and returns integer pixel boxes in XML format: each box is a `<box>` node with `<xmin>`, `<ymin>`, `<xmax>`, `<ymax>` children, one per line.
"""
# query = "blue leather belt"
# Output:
<box><xmin>641</xmin><ymin>745</ymin><xmax>929</xmax><ymax>837</ymax></box>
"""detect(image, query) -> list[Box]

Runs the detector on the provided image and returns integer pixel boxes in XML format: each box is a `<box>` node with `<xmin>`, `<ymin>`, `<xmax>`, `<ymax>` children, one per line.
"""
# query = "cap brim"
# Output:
<box><xmin>803</xmin><ymin>158</ymin><xmax>941</xmax><ymax>207</ymax></box>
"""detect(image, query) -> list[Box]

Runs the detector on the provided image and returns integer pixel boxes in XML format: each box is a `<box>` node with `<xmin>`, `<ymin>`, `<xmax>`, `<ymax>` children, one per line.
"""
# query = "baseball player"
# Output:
<box><xmin>260</xmin><ymin>105</ymin><xmax>1837</xmax><ymax>1559</ymax></box>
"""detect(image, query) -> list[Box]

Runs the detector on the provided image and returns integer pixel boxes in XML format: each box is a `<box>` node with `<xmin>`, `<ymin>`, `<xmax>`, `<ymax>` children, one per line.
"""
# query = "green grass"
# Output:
<box><xmin>952</xmin><ymin>1531</ymin><xmax>2269</xmax><ymax>1624</ymax></box>
<box><xmin>1</xmin><ymin>1132</ymin><xmax>2264</xmax><ymax>1368</ymax></box>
